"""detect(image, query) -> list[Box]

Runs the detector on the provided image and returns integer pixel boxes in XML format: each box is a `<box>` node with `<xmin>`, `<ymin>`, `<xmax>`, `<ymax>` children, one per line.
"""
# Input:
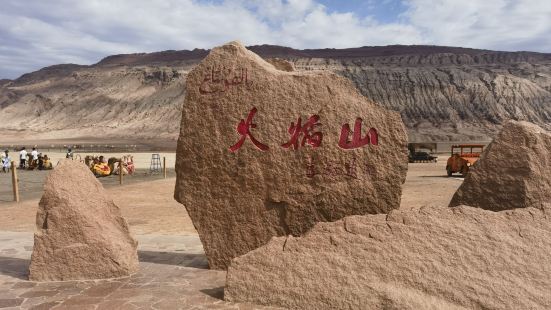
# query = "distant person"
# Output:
<box><xmin>31</xmin><ymin>147</ymin><xmax>39</xmax><ymax>168</ymax></box>
<box><xmin>31</xmin><ymin>147</ymin><xmax>38</xmax><ymax>161</ymax></box>
<box><xmin>19</xmin><ymin>147</ymin><xmax>27</xmax><ymax>169</ymax></box>
<box><xmin>2</xmin><ymin>150</ymin><xmax>11</xmax><ymax>173</ymax></box>
<box><xmin>66</xmin><ymin>148</ymin><xmax>73</xmax><ymax>159</ymax></box>
<box><xmin>37</xmin><ymin>153</ymin><xmax>44</xmax><ymax>170</ymax></box>
<box><xmin>26</xmin><ymin>153</ymin><xmax>35</xmax><ymax>170</ymax></box>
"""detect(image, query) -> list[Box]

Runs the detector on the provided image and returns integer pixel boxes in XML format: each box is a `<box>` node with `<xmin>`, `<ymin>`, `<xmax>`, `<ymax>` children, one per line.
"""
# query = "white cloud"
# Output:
<box><xmin>404</xmin><ymin>0</ymin><xmax>551</xmax><ymax>51</ymax></box>
<box><xmin>0</xmin><ymin>0</ymin><xmax>549</xmax><ymax>78</ymax></box>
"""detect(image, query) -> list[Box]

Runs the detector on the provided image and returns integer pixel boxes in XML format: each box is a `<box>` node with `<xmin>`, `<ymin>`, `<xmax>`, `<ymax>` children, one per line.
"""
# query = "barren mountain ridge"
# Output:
<box><xmin>1</xmin><ymin>44</ymin><xmax>550</xmax><ymax>145</ymax></box>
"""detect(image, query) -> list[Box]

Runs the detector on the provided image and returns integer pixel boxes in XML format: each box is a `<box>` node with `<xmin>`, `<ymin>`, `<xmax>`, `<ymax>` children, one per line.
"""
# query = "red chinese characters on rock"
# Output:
<box><xmin>228</xmin><ymin>108</ymin><xmax>379</xmax><ymax>152</ymax></box>
<box><xmin>229</xmin><ymin>107</ymin><xmax>269</xmax><ymax>152</ymax></box>
<box><xmin>281</xmin><ymin>115</ymin><xmax>323</xmax><ymax>150</ymax></box>
<box><xmin>338</xmin><ymin>118</ymin><xmax>378</xmax><ymax>149</ymax></box>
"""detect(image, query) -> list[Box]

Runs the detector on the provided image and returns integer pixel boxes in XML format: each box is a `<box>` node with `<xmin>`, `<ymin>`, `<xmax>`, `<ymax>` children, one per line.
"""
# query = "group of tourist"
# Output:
<box><xmin>2</xmin><ymin>146</ymin><xmax>136</xmax><ymax>177</ymax></box>
<box><xmin>0</xmin><ymin>147</ymin><xmax>53</xmax><ymax>173</ymax></box>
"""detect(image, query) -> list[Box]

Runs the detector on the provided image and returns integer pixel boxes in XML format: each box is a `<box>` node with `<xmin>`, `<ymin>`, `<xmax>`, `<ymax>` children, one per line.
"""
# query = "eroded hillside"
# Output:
<box><xmin>1</xmin><ymin>45</ymin><xmax>550</xmax><ymax>144</ymax></box>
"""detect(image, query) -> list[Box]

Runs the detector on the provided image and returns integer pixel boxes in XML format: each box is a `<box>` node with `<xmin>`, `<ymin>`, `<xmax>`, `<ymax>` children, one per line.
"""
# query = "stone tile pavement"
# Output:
<box><xmin>0</xmin><ymin>232</ymin><xmax>280</xmax><ymax>309</ymax></box>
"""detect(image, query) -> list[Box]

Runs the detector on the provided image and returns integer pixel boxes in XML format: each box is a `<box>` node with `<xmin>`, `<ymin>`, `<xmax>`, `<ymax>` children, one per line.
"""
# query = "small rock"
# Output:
<box><xmin>29</xmin><ymin>160</ymin><xmax>139</xmax><ymax>281</ymax></box>
<box><xmin>449</xmin><ymin>121</ymin><xmax>551</xmax><ymax>211</ymax></box>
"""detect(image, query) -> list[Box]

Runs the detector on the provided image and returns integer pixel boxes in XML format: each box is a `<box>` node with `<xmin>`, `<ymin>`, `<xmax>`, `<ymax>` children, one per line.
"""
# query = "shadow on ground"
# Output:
<box><xmin>201</xmin><ymin>287</ymin><xmax>224</xmax><ymax>300</ymax></box>
<box><xmin>138</xmin><ymin>250</ymin><xmax>209</xmax><ymax>269</ymax></box>
<box><xmin>0</xmin><ymin>257</ymin><xmax>29</xmax><ymax>280</ymax></box>
<box><xmin>0</xmin><ymin>251</ymin><xmax>208</xmax><ymax>281</ymax></box>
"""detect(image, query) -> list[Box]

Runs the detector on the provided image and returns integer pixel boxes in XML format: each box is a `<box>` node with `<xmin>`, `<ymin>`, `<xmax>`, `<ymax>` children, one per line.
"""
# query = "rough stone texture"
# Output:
<box><xmin>226</xmin><ymin>205</ymin><xmax>551</xmax><ymax>310</ymax></box>
<box><xmin>29</xmin><ymin>160</ymin><xmax>139</xmax><ymax>281</ymax></box>
<box><xmin>449</xmin><ymin>121</ymin><xmax>551</xmax><ymax>211</ymax></box>
<box><xmin>174</xmin><ymin>41</ymin><xmax>408</xmax><ymax>270</ymax></box>
<box><xmin>265</xmin><ymin>58</ymin><xmax>295</xmax><ymax>72</ymax></box>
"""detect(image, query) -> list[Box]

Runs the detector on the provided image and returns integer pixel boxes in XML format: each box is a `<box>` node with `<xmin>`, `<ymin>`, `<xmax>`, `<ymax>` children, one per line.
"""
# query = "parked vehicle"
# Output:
<box><xmin>446</xmin><ymin>144</ymin><xmax>484</xmax><ymax>176</ymax></box>
<box><xmin>409</xmin><ymin>151</ymin><xmax>438</xmax><ymax>163</ymax></box>
<box><xmin>408</xmin><ymin>143</ymin><xmax>438</xmax><ymax>163</ymax></box>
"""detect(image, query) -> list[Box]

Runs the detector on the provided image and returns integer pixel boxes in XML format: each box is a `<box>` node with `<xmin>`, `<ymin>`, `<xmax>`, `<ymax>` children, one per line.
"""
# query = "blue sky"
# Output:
<box><xmin>318</xmin><ymin>0</ymin><xmax>408</xmax><ymax>23</ymax></box>
<box><xmin>1</xmin><ymin>0</ymin><xmax>550</xmax><ymax>79</ymax></box>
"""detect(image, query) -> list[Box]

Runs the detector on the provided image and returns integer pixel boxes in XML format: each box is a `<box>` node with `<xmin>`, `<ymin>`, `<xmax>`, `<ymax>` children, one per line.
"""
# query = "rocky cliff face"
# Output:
<box><xmin>338</xmin><ymin>58</ymin><xmax>551</xmax><ymax>140</ymax></box>
<box><xmin>0</xmin><ymin>65</ymin><xmax>187</xmax><ymax>143</ymax></box>
<box><xmin>1</xmin><ymin>45</ymin><xmax>550</xmax><ymax>144</ymax></box>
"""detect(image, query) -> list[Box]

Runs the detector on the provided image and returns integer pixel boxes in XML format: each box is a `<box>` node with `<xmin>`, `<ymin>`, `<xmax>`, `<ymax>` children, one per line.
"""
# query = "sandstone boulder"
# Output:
<box><xmin>174</xmin><ymin>41</ymin><xmax>408</xmax><ymax>269</ymax></box>
<box><xmin>449</xmin><ymin>121</ymin><xmax>551</xmax><ymax>211</ymax></box>
<box><xmin>226</xmin><ymin>205</ymin><xmax>551</xmax><ymax>309</ymax></box>
<box><xmin>29</xmin><ymin>160</ymin><xmax>139</xmax><ymax>281</ymax></box>
<box><xmin>265</xmin><ymin>58</ymin><xmax>295</xmax><ymax>72</ymax></box>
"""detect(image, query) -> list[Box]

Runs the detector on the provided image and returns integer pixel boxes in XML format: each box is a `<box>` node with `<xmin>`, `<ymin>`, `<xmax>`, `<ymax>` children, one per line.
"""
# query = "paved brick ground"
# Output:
<box><xmin>0</xmin><ymin>232</ymin><xmax>279</xmax><ymax>310</ymax></box>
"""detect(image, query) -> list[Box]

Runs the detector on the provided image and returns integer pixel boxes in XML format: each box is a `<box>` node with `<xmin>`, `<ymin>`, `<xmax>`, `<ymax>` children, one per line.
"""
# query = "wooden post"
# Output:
<box><xmin>11</xmin><ymin>161</ymin><xmax>19</xmax><ymax>202</ymax></box>
<box><xmin>119</xmin><ymin>160</ymin><xmax>123</xmax><ymax>185</ymax></box>
<box><xmin>163</xmin><ymin>156</ymin><xmax>167</xmax><ymax>179</ymax></box>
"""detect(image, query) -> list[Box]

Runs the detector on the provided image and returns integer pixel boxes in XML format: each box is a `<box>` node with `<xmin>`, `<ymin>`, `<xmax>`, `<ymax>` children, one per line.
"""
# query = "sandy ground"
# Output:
<box><xmin>0</xmin><ymin>177</ymin><xmax>193</xmax><ymax>235</ymax></box>
<box><xmin>0</xmin><ymin>157</ymin><xmax>463</xmax><ymax>309</ymax></box>
<box><xmin>400</xmin><ymin>156</ymin><xmax>464</xmax><ymax>208</ymax></box>
<box><xmin>0</xmin><ymin>155</ymin><xmax>461</xmax><ymax>234</ymax></box>
<box><xmin>0</xmin><ymin>152</ymin><xmax>176</xmax><ymax>202</ymax></box>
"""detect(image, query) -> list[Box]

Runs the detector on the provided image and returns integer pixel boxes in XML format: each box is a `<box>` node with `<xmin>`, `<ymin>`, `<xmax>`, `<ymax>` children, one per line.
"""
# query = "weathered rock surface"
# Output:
<box><xmin>29</xmin><ymin>160</ymin><xmax>139</xmax><ymax>281</ymax></box>
<box><xmin>226</xmin><ymin>205</ymin><xmax>551</xmax><ymax>310</ymax></box>
<box><xmin>265</xmin><ymin>58</ymin><xmax>295</xmax><ymax>72</ymax></box>
<box><xmin>449</xmin><ymin>121</ymin><xmax>551</xmax><ymax>211</ymax></box>
<box><xmin>174</xmin><ymin>41</ymin><xmax>408</xmax><ymax>269</ymax></box>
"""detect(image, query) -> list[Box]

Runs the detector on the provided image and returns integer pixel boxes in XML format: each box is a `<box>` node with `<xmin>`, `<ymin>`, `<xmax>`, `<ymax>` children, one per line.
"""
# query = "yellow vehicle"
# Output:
<box><xmin>446</xmin><ymin>144</ymin><xmax>484</xmax><ymax>177</ymax></box>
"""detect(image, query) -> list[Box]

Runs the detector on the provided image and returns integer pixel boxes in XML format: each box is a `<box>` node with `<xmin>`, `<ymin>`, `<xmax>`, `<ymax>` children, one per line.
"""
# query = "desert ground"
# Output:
<box><xmin>0</xmin><ymin>156</ymin><xmax>462</xmax><ymax>309</ymax></box>
<box><xmin>0</xmin><ymin>152</ymin><xmax>177</xmax><ymax>203</ymax></box>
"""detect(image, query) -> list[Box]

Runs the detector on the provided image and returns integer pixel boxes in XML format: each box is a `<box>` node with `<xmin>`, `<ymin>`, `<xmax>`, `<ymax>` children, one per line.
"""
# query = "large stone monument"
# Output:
<box><xmin>29</xmin><ymin>160</ymin><xmax>139</xmax><ymax>281</ymax></box>
<box><xmin>174</xmin><ymin>41</ymin><xmax>408</xmax><ymax>269</ymax></box>
<box><xmin>450</xmin><ymin>121</ymin><xmax>551</xmax><ymax>211</ymax></box>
